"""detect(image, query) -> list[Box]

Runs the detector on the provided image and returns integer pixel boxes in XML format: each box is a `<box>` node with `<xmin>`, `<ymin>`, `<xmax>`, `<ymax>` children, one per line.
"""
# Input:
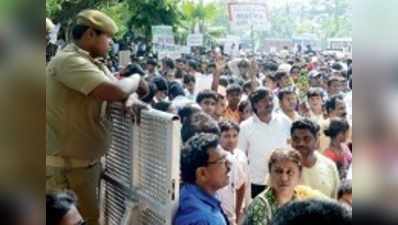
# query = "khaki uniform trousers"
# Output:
<box><xmin>46</xmin><ymin>163</ymin><xmax>101</xmax><ymax>225</ymax></box>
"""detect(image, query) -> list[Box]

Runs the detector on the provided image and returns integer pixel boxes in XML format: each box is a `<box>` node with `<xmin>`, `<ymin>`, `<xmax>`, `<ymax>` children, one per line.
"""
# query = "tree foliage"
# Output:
<box><xmin>125</xmin><ymin>0</ymin><xmax>181</xmax><ymax>41</ymax></box>
<box><xmin>266</xmin><ymin>0</ymin><xmax>351</xmax><ymax>39</ymax></box>
<box><xmin>46</xmin><ymin>0</ymin><xmax>351</xmax><ymax>43</ymax></box>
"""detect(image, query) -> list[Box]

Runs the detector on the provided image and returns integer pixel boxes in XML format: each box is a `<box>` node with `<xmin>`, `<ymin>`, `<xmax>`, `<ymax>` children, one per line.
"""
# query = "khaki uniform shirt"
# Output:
<box><xmin>47</xmin><ymin>43</ymin><xmax>115</xmax><ymax>161</ymax></box>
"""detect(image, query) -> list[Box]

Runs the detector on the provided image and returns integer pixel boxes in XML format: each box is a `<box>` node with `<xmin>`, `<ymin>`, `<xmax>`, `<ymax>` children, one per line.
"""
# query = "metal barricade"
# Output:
<box><xmin>101</xmin><ymin>103</ymin><xmax>181</xmax><ymax>225</ymax></box>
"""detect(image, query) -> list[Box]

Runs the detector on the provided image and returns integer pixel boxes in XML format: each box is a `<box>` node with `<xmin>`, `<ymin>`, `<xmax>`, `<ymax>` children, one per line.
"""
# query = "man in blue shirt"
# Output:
<box><xmin>174</xmin><ymin>133</ymin><xmax>231</xmax><ymax>225</ymax></box>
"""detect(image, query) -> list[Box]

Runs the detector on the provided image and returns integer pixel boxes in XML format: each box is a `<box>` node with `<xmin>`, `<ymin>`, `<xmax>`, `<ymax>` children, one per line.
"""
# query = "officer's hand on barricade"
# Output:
<box><xmin>125</xmin><ymin>94</ymin><xmax>149</xmax><ymax>124</ymax></box>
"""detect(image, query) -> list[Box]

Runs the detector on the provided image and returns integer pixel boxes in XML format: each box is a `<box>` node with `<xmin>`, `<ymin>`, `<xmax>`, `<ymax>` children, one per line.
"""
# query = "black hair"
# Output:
<box><xmin>147</xmin><ymin>58</ymin><xmax>157</xmax><ymax>66</ymax></box>
<box><xmin>71</xmin><ymin>24</ymin><xmax>102</xmax><ymax>41</ymax></box>
<box><xmin>226</xmin><ymin>84</ymin><xmax>243</xmax><ymax>96</ymax></box>
<box><xmin>264</xmin><ymin>62</ymin><xmax>279</xmax><ymax>72</ymax></box>
<box><xmin>219</xmin><ymin>76</ymin><xmax>230</xmax><ymax>87</ymax></box>
<box><xmin>168</xmin><ymin>81</ymin><xmax>185</xmax><ymax>100</ymax></box>
<box><xmin>175</xmin><ymin>69</ymin><xmax>185</xmax><ymax>79</ymax></box>
<box><xmin>218</xmin><ymin>120</ymin><xmax>240</xmax><ymax>133</ymax></box>
<box><xmin>238</xmin><ymin>59</ymin><xmax>249</xmax><ymax>68</ymax></box>
<box><xmin>181</xmin><ymin>112</ymin><xmax>220</xmax><ymax>143</ymax></box>
<box><xmin>332</xmin><ymin>62</ymin><xmax>344</xmax><ymax>71</ymax></box>
<box><xmin>183</xmin><ymin>74</ymin><xmax>196</xmax><ymax>84</ymax></box>
<box><xmin>181</xmin><ymin>133</ymin><xmax>220</xmax><ymax>184</ymax></box>
<box><xmin>46</xmin><ymin>191</ymin><xmax>78</xmax><ymax>225</ymax></box>
<box><xmin>178</xmin><ymin>104</ymin><xmax>201</xmax><ymax>124</ymax></box>
<box><xmin>196</xmin><ymin>90</ymin><xmax>218</xmax><ymax>104</ymax></box>
<box><xmin>338</xmin><ymin>179</ymin><xmax>352</xmax><ymax>200</ymax></box>
<box><xmin>275</xmin><ymin>71</ymin><xmax>289</xmax><ymax>80</ymax></box>
<box><xmin>270</xmin><ymin>199</ymin><xmax>352</xmax><ymax>225</ymax></box>
<box><xmin>151</xmin><ymin>76</ymin><xmax>169</xmax><ymax>92</ymax></box>
<box><xmin>291</xmin><ymin>118</ymin><xmax>320</xmax><ymax>138</ymax></box>
<box><xmin>349</xmin><ymin>78</ymin><xmax>352</xmax><ymax>90</ymax></box>
<box><xmin>249</xmin><ymin>87</ymin><xmax>272</xmax><ymax>114</ymax></box>
<box><xmin>325</xmin><ymin>94</ymin><xmax>345</xmax><ymax>114</ymax></box>
<box><xmin>278</xmin><ymin>87</ymin><xmax>296</xmax><ymax>101</ymax></box>
<box><xmin>324</xmin><ymin>118</ymin><xmax>350</xmax><ymax>139</ymax></box>
<box><xmin>188</xmin><ymin>60</ymin><xmax>199</xmax><ymax>71</ymax></box>
<box><xmin>307</xmin><ymin>87</ymin><xmax>324</xmax><ymax>99</ymax></box>
<box><xmin>163</xmin><ymin>58</ymin><xmax>175</xmax><ymax>70</ymax></box>
<box><xmin>290</xmin><ymin>65</ymin><xmax>301</xmax><ymax>73</ymax></box>
<box><xmin>141</xmin><ymin>82</ymin><xmax>156</xmax><ymax>103</ymax></box>
<box><xmin>121</xmin><ymin>63</ymin><xmax>145</xmax><ymax>77</ymax></box>
<box><xmin>153</xmin><ymin>101</ymin><xmax>172</xmax><ymax>112</ymax></box>
<box><xmin>238</xmin><ymin>100</ymin><xmax>251</xmax><ymax>113</ymax></box>
<box><xmin>243</xmin><ymin>80</ymin><xmax>254</xmax><ymax>93</ymax></box>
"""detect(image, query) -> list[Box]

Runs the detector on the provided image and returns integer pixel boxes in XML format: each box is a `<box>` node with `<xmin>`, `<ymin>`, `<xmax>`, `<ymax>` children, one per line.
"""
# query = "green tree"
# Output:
<box><xmin>180</xmin><ymin>0</ymin><xmax>219</xmax><ymax>33</ymax></box>
<box><xmin>262</xmin><ymin>0</ymin><xmax>351</xmax><ymax>41</ymax></box>
<box><xmin>125</xmin><ymin>0</ymin><xmax>182</xmax><ymax>42</ymax></box>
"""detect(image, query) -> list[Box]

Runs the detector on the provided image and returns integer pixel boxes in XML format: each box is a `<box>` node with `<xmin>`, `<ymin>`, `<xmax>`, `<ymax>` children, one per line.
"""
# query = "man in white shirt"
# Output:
<box><xmin>290</xmin><ymin>118</ymin><xmax>340</xmax><ymax>198</ymax></box>
<box><xmin>238</xmin><ymin>88</ymin><xmax>291</xmax><ymax>198</ymax></box>
<box><xmin>217</xmin><ymin>121</ymin><xmax>248</xmax><ymax>225</ymax></box>
<box><xmin>278</xmin><ymin>87</ymin><xmax>301</xmax><ymax>122</ymax></box>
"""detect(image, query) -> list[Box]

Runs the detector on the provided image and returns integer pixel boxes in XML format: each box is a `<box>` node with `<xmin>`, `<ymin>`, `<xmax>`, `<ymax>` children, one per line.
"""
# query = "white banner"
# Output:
<box><xmin>156</xmin><ymin>44</ymin><xmax>190</xmax><ymax>60</ymax></box>
<box><xmin>152</xmin><ymin>25</ymin><xmax>177</xmax><ymax>59</ymax></box>
<box><xmin>228</xmin><ymin>2</ymin><xmax>270</xmax><ymax>32</ymax></box>
<box><xmin>119</xmin><ymin>50</ymin><xmax>131</xmax><ymax>67</ymax></box>
<box><xmin>152</xmin><ymin>25</ymin><xmax>174</xmax><ymax>47</ymax></box>
<box><xmin>224</xmin><ymin>35</ymin><xmax>241</xmax><ymax>57</ymax></box>
<box><xmin>187</xmin><ymin>33</ymin><xmax>204</xmax><ymax>47</ymax></box>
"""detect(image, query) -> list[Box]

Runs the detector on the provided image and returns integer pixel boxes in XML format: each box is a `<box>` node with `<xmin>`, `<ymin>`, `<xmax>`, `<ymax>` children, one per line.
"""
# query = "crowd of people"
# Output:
<box><xmin>46</xmin><ymin>9</ymin><xmax>352</xmax><ymax>225</ymax></box>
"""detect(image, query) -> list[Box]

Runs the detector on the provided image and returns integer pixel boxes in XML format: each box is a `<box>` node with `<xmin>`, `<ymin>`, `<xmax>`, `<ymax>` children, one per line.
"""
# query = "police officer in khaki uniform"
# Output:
<box><xmin>46</xmin><ymin>10</ymin><xmax>144</xmax><ymax>225</ymax></box>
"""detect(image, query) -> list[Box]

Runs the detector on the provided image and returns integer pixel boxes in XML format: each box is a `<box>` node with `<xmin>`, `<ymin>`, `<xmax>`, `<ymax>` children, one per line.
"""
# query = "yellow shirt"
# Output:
<box><xmin>47</xmin><ymin>44</ymin><xmax>115</xmax><ymax>161</ymax></box>
<box><xmin>301</xmin><ymin>152</ymin><xmax>340</xmax><ymax>198</ymax></box>
<box><xmin>295</xmin><ymin>185</ymin><xmax>329</xmax><ymax>200</ymax></box>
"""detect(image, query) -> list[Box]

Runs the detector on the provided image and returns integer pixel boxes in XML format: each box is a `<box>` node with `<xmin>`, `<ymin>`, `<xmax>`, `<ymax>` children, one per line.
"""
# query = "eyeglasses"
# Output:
<box><xmin>206</xmin><ymin>155</ymin><xmax>228</xmax><ymax>166</ymax></box>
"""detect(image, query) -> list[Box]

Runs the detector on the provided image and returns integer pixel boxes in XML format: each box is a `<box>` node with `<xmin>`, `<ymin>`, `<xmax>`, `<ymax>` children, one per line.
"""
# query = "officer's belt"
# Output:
<box><xmin>46</xmin><ymin>155</ymin><xmax>98</xmax><ymax>169</ymax></box>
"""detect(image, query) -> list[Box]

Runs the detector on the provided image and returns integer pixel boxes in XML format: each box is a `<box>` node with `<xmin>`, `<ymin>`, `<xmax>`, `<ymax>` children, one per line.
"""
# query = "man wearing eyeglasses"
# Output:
<box><xmin>175</xmin><ymin>133</ymin><xmax>232</xmax><ymax>225</ymax></box>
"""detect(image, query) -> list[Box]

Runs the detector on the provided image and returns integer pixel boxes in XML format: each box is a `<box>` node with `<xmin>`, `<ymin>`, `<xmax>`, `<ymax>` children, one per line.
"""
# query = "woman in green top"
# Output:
<box><xmin>242</xmin><ymin>148</ymin><xmax>304</xmax><ymax>225</ymax></box>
